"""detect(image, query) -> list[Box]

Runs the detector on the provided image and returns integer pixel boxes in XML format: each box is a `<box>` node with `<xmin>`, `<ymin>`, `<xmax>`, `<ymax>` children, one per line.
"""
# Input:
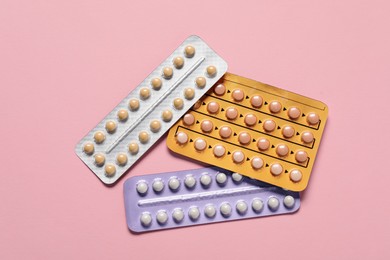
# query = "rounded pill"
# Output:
<box><xmin>207</xmin><ymin>101</ymin><xmax>219</xmax><ymax>114</ymax></box>
<box><xmin>195</xmin><ymin>77</ymin><xmax>206</xmax><ymax>88</ymax></box>
<box><xmin>232</xmin><ymin>89</ymin><xmax>244</xmax><ymax>101</ymax></box>
<box><xmin>244</xmin><ymin>114</ymin><xmax>257</xmax><ymax>126</ymax></box>
<box><xmin>156</xmin><ymin>210</ymin><xmax>168</xmax><ymax>225</ymax></box>
<box><xmin>257</xmin><ymin>138</ymin><xmax>270</xmax><ymax>151</ymax></box>
<box><xmin>220</xmin><ymin>203</ymin><xmax>232</xmax><ymax>217</ymax></box>
<box><xmin>288</xmin><ymin>107</ymin><xmax>301</xmax><ymax>119</ymax></box>
<box><xmin>183</xmin><ymin>113</ymin><xmax>195</xmax><ymax>125</ymax></box>
<box><xmin>263</xmin><ymin>119</ymin><xmax>276</xmax><ymax>132</ymax></box>
<box><xmin>129</xmin><ymin>98</ymin><xmax>140</xmax><ymax>111</ymax></box>
<box><xmin>136</xmin><ymin>181</ymin><xmax>148</xmax><ymax>195</ymax></box>
<box><xmin>194</xmin><ymin>138</ymin><xmax>207</xmax><ymax>151</ymax></box>
<box><xmin>276</xmin><ymin>144</ymin><xmax>289</xmax><ymax>157</ymax></box>
<box><xmin>236</xmin><ymin>201</ymin><xmax>248</xmax><ymax>215</ymax></box>
<box><xmin>173</xmin><ymin>56</ymin><xmax>184</xmax><ymax>69</ymax></box>
<box><xmin>238</xmin><ymin>132</ymin><xmax>251</xmax><ymax>145</ymax></box>
<box><xmin>138</xmin><ymin>131</ymin><xmax>149</xmax><ymax>144</ymax></box>
<box><xmin>162</xmin><ymin>67</ymin><xmax>173</xmax><ymax>79</ymax></box>
<box><xmin>172</xmin><ymin>208</ymin><xmax>184</xmax><ymax>223</ymax></box>
<box><xmin>225</xmin><ymin>107</ymin><xmax>238</xmax><ymax>120</ymax></box>
<box><xmin>168</xmin><ymin>177</ymin><xmax>180</xmax><ymax>191</ymax></box>
<box><xmin>188</xmin><ymin>206</ymin><xmax>200</xmax><ymax>221</ymax></box>
<box><xmin>94</xmin><ymin>153</ymin><xmax>105</xmax><ymax>166</ymax></box>
<box><xmin>152</xmin><ymin>179</ymin><xmax>164</xmax><ymax>192</ymax></box>
<box><xmin>268</xmin><ymin>197</ymin><xmax>280</xmax><ymax>211</ymax></box>
<box><xmin>83</xmin><ymin>143</ymin><xmax>94</xmax><ymax>155</ymax></box>
<box><xmin>116</xmin><ymin>153</ymin><xmax>128</xmax><ymax>166</ymax></box>
<box><xmin>104</xmin><ymin>164</ymin><xmax>116</xmax><ymax>177</ymax></box>
<box><xmin>105</xmin><ymin>121</ymin><xmax>117</xmax><ymax>133</ymax></box>
<box><xmin>219</xmin><ymin>126</ymin><xmax>232</xmax><ymax>138</ymax></box>
<box><xmin>193</xmin><ymin>100</ymin><xmax>202</xmax><ymax>109</ymax></box>
<box><xmin>206</xmin><ymin>66</ymin><xmax>217</xmax><ymax>77</ymax></box>
<box><xmin>252</xmin><ymin>198</ymin><xmax>264</xmax><ymax>212</ymax></box>
<box><xmin>290</xmin><ymin>169</ymin><xmax>302</xmax><ymax>182</ymax></box>
<box><xmin>117</xmin><ymin>109</ymin><xmax>128</xmax><ymax>121</ymax></box>
<box><xmin>269</xmin><ymin>101</ymin><xmax>282</xmax><ymax>113</ymax></box>
<box><xmin>151</xmin><ymin>78</ymin><xmax>162</xmax><ymax>90</ymax></box>
<box><xmin>216</xmin><ymin>172</ymin><xmax>227</xmax><ymax>185</ymax></box>
<box><xmin>204</xmin><ymin>204</ymin><xmax>216</xmax><ymax>218</ymax></box>
<box><xmin>200</xmin><ymin>174</ymin><xmax>212</xmax><ymax>186</ymax></box>
<box><xmin>128</xmin><ymin>142</ymin><xmax>139</xmax><ymax>155</ymax></box>
<box><xmin>270</xmin><ymin>163</ymin><xmax>283</xmax><ymax>176</ymax></box>
<box><xmin>184</xmin><ymin>88</ymin><xmax>195</xmax><ymax>100</ymax></box>
<box><xmin>251</xmin><ymin>157</ymin><xmax>264</xmax><ymax>170</ymax></box>
<box><xmin>214</xmin><ymin>84</ymin><xmax>226</xmax><ymax>95</ymax></box>
<box><xmin>232</xmin><ymin>151</ymin><xmax>245</xmax><ymax>164</ymax></box>
<box><xmin>162</xmin><ymin>110</ymin><xmax>173</xmax><ymax>122</ymax></box>
<box><xmin>149</xmin><ymin>120</ymin><xmax>161</xmax><ymax>133</ymax></box>
<box><xmin>250</xmin><ymin>95</ymin><xmax>263</xmax><ymax>108</ymax></box>
<box><xmin>176</xmin><ymin>131</ymin><xmax>188</xmax><ymax>145</ymax></box>
<box><xmin>232</xmin><ymin>172</ymin><xmax>243</xmax><ymax>183</ymax></box>
<box><xmin>284</xmin><ymin>195</ymin><xmax>295</xmax><ymax>208</ymax></box>
<box><xmin>94</xmin><ymin>131</ymin><xmax>105</xmax><ymax>144</ymax></box>
<box><xmin>213</xmin><ymin>145</ymin><xmax>226</xmax><ymax>157</ymax></box>
<box><xmin>200</xmin><ymin>120</ymin><xmax>213</xmax><ymax>133</ymax></box>
<box><xmin>282</xmin><ymin>125</ymin><xmax>295</xmax><ymax>138</ymax></box>
<box><xmin>301</xmin><ymin>131</ymin><xmax>314</xmax><ymax>143</ymax></box>
<box><xmin>307</xmin><ymin>112</ymin><xmax>320</xmax><ymax>125</ymax></box>
<box><xmin>139</xmin><ymin>87</ymin><xmax>150</xmax><ymax>100</ymax></box>
<box><xmin>173</xmin><ymin>98</ymin><xmax>184</xmax><ymax>110</ymax></box>
<box><xmin>185</xmin><ymin>175</ymin><xmax>196</xmax><ymax>189</ymax></box>
<box><xmin>140</xmin><ymin>212</ymin><xmax>152</xmax><ymax>227</ymax></box>
<box><xmin>295</xmin><ymin>150</ymin><xmax>308</xmax><ymax>163</ymax></box>
<box><xmin>184</xmin><ymin>45</ymin><xmax>195</xmax><ymax>58</ymax></box>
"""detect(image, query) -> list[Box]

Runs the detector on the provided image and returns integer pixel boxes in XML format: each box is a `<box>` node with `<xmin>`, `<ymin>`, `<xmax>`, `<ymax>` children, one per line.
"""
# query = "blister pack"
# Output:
<box><xmin>167</xmin><ymin>73</ymin><xmax>328</xmax><ymax>191</ymax></box>
<box><xmin>124</xmin><ymin>167</ymin><xmax>300</xmax><ymax>233</ymax></box>
<box><xmin>75</xmin><ymin>36</ymin><xmax>228</xmax><ymax>184</ymax></box>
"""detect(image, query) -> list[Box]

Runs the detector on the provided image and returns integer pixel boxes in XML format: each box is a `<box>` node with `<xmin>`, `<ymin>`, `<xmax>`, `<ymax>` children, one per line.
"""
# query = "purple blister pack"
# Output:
<box><xmin>124</xmin><ymin>167</ymin><xmax>300</xmax><ymax>233</ymax></box>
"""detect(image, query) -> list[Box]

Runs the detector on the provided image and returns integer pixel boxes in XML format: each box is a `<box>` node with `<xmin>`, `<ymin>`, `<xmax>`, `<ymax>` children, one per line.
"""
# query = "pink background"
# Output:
<box><xmin>1</xmin><ymin>0</ymin><xmax>389</xmax><ymax>259</ymax></box>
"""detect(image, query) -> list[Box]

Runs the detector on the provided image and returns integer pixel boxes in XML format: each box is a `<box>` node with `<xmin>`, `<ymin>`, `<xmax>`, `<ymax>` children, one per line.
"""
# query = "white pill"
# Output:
<box><xmin>168</xmin><ymin>177</ymin><xmax>180</xmax><ymax>191</ymax></box>
<box><xmin>252</xmin><ymin>198</ymin><xmax>264</xmax><ymax>212</ymax></box>
<box><xmin>156</xmin><ymin>210</ymin><xmax>168</xmax><ymax>225</ymax></box>
<box><xmin>185</xmin><ymin>175</ymin><xmax>196</xmax><ymax>189</ymax></box>
<box><xmin>283</xmin><ymin>195</ymin><xmax>295</xmax><ymax>208</ymax></box>
<box><xmin>236</xmin><ymin>200</ymin><xmax>248</xmax><ymax>215</ymax></box>
<box><xmin>140</xmin><ymin>212</ymin><xmax>152</xmax><ymax>227</ymax></box>
<box><xmin>220</xmin><ymin>203</ymin><xmax>232</xmax><ymax>217</ymax></box>
<box><xmin>176</xmin><ymin>131</ymin><xmax>188</xmax><ymax>145</ymax></box>
<box><xmin>268</xmin><ymin>197</ymin><xmax>280</xmax><ymax>211</ymax></box>
<box><xmin>152</xmin><ymin>179</ymin><xmax>164</xmax><ymax>192</ymax></box>
<box><xmin>136</xmin><ymin>181</ymin><xmax>148</xmax><ymax>195</ymax></box>
<box><xmin>172</xmin><ymin>208</ymin><xmax>184</xmax><ymax>223</ymax></box>
<box><xmin>216</xmin><ymin>172</ymin><xmax>227</xmax><ymax>185</ymax></box>
<box><xmin>204</xmin><ymin>204</ymin><xmax>216</xmax><ymax>218</ymax></box>
<box><xmin>188</xmin><ymin>207</ymin><xmax>200</xmax><ymax>221</ymax></box>
<box><xmin>232</xmin><ymin>172</ymin><xmax>243</xmax><ymax>182</ymax></box>
<box><xmin>200</xmin><ymin>174</ymin><xmax>212</xmax><ymax>186</ymax></box>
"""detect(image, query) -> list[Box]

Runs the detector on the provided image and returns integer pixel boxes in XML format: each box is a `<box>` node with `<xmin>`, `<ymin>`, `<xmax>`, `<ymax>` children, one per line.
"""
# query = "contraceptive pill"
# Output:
<box><xmin>124</xmin><ymin>167</ymin><xmax>300</xmax><ymax>233</ymax></box>
<box><xmin>167</xmin><ymin>73</ymin><xmax>328</xmax><ymax>191</ymax></box>
<box><xmin>75</xmin><ymin>36</ymin><xmax>228</xmax><ymax>184</ymax></box>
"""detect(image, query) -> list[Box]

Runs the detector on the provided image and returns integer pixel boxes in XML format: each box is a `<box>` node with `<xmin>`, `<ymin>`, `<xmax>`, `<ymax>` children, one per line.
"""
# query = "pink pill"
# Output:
<box><xmin>269</xmin><ymin>101</ymin><xmax>282</xmax><ymax>113</ymax></box>
<box><xmin>287</xmin><ymin>107</ymin><xmax>301</xmax><ymax>119</ymax></box>
<box><xmin>219</xmin><ymin>126</ymin><xmax>232</xmax><ymax>139</ymax></box>
<box><xmin>301</xmin><ymin>131</ymin><xmax>314</xmax><ymax>143</ymax></box>
<box><xmin>276</xmin><ymin>144</ymin><xmax>289</xmax><ymax>157</ymax></box>
<box><xmin>290</xmin><ymin>169</ymin><xmax>302</xmax><ymax>182</ymax></box>
<box><xmin>270</xmin><ymin>163</ymin><xmax>283</xmax><ymax>176</ymax></box>
<box><xmin>263</xmin><ymin>120</ymin><xmax>276</xmax><ymax>132</ymax></box>
<box><xmin>183</xmin><ymin>113</ymin><xmax>195</xmax><ymax>126</ymax></box>
<box><xmin>282</xmin><ymin>125</ymin><xmax>295</xmax><ymax>138</ymax></box>
<box><xmin>225</xmin><ymin>107</ymin><xmax>238</xmax><ymax>120</ymax></box>
<box><xmin>207</xmin><ymin>101</ymin><xmax>220</xmax><ymax>114</ymax></box>
<box><xmin>232</xmin><ymin>151</ymin><xmax>245</xmax><ymax>164</ymax></box>
<box><xmin>176</xmin><ymin>132</ymin><xmax>188</xmax><ymax>144</ymax></box>
<box><xmin>295</xmin><ymin>150</ymin><xmax>308</xmax><ymax>163</ymax></box>
<box><xmin>213</xmin><ymin>145</ymin><xmax>226</xmax><ymax>157</ymax></box>
<box><xmin>306</xmin><ymin>112</ymin><xmax>320</xmax><ymax>125</ymax></box>
<box><xmin>244</xmin><ymin>114</ymin><xmax>257</xmax><ymax>126</ymax></box>
<box><xmin>250</xmin><ymin>95</ymin><xmax>263</xmax><ymax>108</ymax></box>
<box><xmin>214</xmin><ymin>84</ymin><xmax>226</xmax><ymax>96</ymax></box>
<box><xmin>238</xmin><ymin>132</ymin><xmax>251</xmax><ymax>145</ymax></box>
<box><xmin>232</xmin><ymin>89</ymin><xmax>244</xmax><ymax>102</ymax></box>
<box><xmin>194</xmin><ymin>138</ymin><xmax>207</xmax><ymax>151</ymax></box>
<box><xmin>251</xmin><ymin>157</ymin><xmax>264</xmax><ymax>170</ymax></box>
<box><xmin>257</xmin><ymin>138</ymin><xmax>270</xmax><ymax>151</ymax></box>
<box><xmin>200</xmin><ymin>120</ymin><xmax>213</xmax><ymax>133</ymax></box>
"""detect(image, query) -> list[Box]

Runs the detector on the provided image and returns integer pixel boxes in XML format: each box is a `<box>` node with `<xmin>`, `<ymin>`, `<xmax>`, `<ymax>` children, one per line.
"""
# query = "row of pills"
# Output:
<box><xmin>212</xmin><ymin>84</ymin><xmax>320</xmax><ymax>125</ymax></box>
<box><xmin>139</xmin><ymin>195</ymin><xmax>296</xmax><ymax>227</ymax></box>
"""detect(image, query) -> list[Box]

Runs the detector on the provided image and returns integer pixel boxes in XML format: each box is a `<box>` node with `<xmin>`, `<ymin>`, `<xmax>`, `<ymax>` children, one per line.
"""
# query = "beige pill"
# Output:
<box><xmin>219</xmin><ymin>126</ymin><xmax>232</xmax><ymax>139</ymax></box>
<box><xmin>129</xmin><ymin>98</ymin><xmax>140</xmax><ymax>111</ymax></box>
<box><xmin>105</xmin><ymin>121</ymin><xmax>117</xmax><ymax>133</ymax></box>
<box><xmin>116</xmin><ymin>153</ymin><xmax>128</xmax><ymax>166</ymax></box>
<box><xmin>104</xmin><ymin>163</ymin><xmax>116</xmax><ymax>177</ymax></box>
<box><xmin>295</xmin><ymin>150</ymin><xmax>308</xmax><ymax>163</ymax></box>
<box><xmin>263</xmin><ymin>119</ymin><xmax>276</xmax><ymax>132</ymax></box>
<box><xmin>94</xmin><ymin>153</ymin><xmax>105</xmax><ymax>166</ymax></box>
<box><xmin>269</xmin><ymin>101</ymin><xmax>282</xmax><ymax>113</ymax></box>
<box><xmin>94</xmin><ymin>131</ymin><xmax>105</xmax><ymax>144</ymax></box>
<box><xmin>83</xmin><ymin>143</ymin><xmax>94</xmax><ymax>155</ymax></box>
<box><xmin>244</xmin><ymin>114</ymin><xmax>257</xmax><ymax>126</ymax></box>
<box><xmin>183</xmin><ymin>113</ymin><xmax>195</xmax><ymax>126</ymax></box>
<box><xmin>290</xmin><ymin>169</ymin><xmax>302</xmax><ymax>182</ymax></box>
<box><xmin>151</xmin><ymin>78</ymin><xmax>162</xmax><ymax>90</ymax></box>
<box><xmin>207</xmin><ymin>101</ymin><xmax>219</xmax><ymax>114</ymax></box>
<box><xmin>282</xmin><ymin>125</ymin><xmax>295</xmax><ymax>138</ymax></box>
<box><xmin>276</xmin><ymin>144</ymin><xmax>289</xmax><ymax>157</ymax></box>
<box><xmin>214</xmin><ymin>84</ymin><xmax>226</xmax><ymax>96</ymax></box>
<box><xmin>150</xmin><ymin>120</ymin><xmax>161</xmax><ymax>133</ymax></box>
<box><xmin>117</xmin><ymin>109</ymin><xmax>128</xmax><ymax>122</ymax></box>
<box><xmin>162</xmin><ymin>110</ymin><xmax>173</xmax><ymax>122</ymax></box>
<box><xmin>194</xmin><ymin>138</ymin><xmax>207</xmax><ymax>151</ymax></box>
<box><xmin>139</xmin><ymin>131</ymin><xmax>149</xmax><ymax>144</ymax></box>
<box><xmin>270</xmin><ymin>163</ymin><xmax>283</xmax><ymax>176</ymax></box>
<box><xmin>301</xmin><ymin>131</ymin><xmax>314</xmax><ymax>143</ymax></box>
<box><xmin>238</xmin><ymin>132</ymin><xmax>251</xmax><ymax>145</ymax></box>
<box><xmin>184</xmin><ymin>45</ymin><xmax>195</xmax><ymax>58</ymax></box>
<box><xmin>288</xmin><ymin>107</ymin><xmax>301</xmax><ymax>119</ymax></box>
<box><xmin>184</xmin><ymin>88</ymin><xmax>195</xmax><ymax>100</ymax></box>
<box><xmin>225</xmin><ymin>107</ymin><xmax>238</xmax><ymax>120</ymax></box>
<box><xmin>176</xmin><ymin>131</ymin><xmax>188</xmax><ymax>144</ymax></box>
<box><xmin>250</xmin><ymin>95</ymin><xmax>263</xmax><ymax>108</ymax></box>
<box><xmin>206</xmin><ymin>66</ymin><xmax>217</xmax><ymax>77</ymax></box>
<box><xmin>173</xmin><ymin>56</ymin><xmax>184</xmax><ymax>69</ymax></box>
<box><xmin>195</xmin><ymin>77</ymin><xmax>206</xmax><ymax>88</ymax></box>
<box><xmin>128</xmin><ymin>142</ymin><xmax>139</xmax><ymax>155</ymax></box>
<box><xmin>139</xmin><ymin>87</ymin><xmax>150</xmax><ymax>100</ymax></box>
<box><xmin>162</xmin><ymin>67</ymin><xmax>173</xmax><ymax>79</ymax></box>
<box><xmin>257</xmin><ymin>138</ymin><xmax>270</xmax><ymax>151</ymax></box>
<box><xmin>173</xmin><ymin>98</ymin><xmax>184</xmax><ymax>110</ymax></box>
<box><xmin>200</xmin><ymin>120</ymin><xmax>213</xmax><ymax>133</ymax></box>
<box><xmin>232</xmin><ymin>89</ymin><xmax>244</xmax><ymax>102</ymax></box>
<box><xmin>232</xmin><ymin>151</ymin><xmax>245</xmax><ymax>164</ymax></box>
<box><xmin>307</xmin><ymin>112</ymin><xmax>320</xmax><ymax>125</ymax></box>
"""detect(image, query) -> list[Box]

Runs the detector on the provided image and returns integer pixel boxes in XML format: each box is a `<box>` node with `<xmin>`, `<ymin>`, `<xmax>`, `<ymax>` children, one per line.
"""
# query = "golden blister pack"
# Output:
<box><xmin>167</xmin><ymin>73</ymin><xmax>328</xmax><ymax>191</ymax></box>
